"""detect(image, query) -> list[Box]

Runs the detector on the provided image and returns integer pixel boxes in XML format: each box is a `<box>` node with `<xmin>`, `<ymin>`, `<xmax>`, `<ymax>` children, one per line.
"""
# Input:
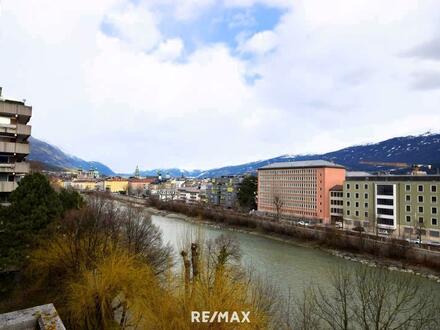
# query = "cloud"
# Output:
<box><xmin>1</xmin><ymin>0</ymin><xmax>440</xmax><ymax>172</ymax></box>
<box><xmin>239</xmin><ymin>30</ymin><xmax>278</xmax><ymax>55</ymax></box>
<box><xmin>404</xmin><ymin>36</ymin><xmax>440</xmax><ymax>61</ymax></box>
<box><xmin>102</xmin><ymin>3</ymin><xmax>161</xmax><ymax>51</ymax></box>
<box><xmin>411</xmin><ymin>71</ymin><xmax>440</xmax><ymax>91</ymax></box>
<box><xmin>154</xmin><ymin>38</ymin><xmax>184</xmax><ymax>60</ymax></box>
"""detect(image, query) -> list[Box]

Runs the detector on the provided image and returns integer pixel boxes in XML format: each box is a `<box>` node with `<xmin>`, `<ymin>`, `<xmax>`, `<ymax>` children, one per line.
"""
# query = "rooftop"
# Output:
<box><xmin>330</xmin><ymin>185</ymin><xmax>343</xmax><ymax>191</ymax></box>
<box><xmin>346</xmin><ymin>175</ymin><xmax>440</xmax><ymax>182</ymax></box>
<box><xmin>258</xmin><ymin>160</ymin><xmax>345</xmax><ymax>170</ymax></box>
<box><xmin>346</xmin><ymin>171</ymin><xmax>372</xmax><ymax>177</ymax></box>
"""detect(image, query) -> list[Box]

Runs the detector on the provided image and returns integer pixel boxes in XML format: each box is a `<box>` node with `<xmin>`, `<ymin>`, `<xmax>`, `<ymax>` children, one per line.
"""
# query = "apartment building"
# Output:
<box><xmin>206</xmin><ymin>176</ymin><xmax>243</xmax><ymax>208</ymax></box>
<box><xmin>257</xmin><ymin>160</ymin><xmax>346</xmax><ymax>223</ymax></box>
<box><xmin>0</xmin><ymin>88</ymin><xmax>32</xmax><ymax>202</ymax></box>
<box><xmin>343</xmin><ymin>175</ymin><xmax>440</xmax><ymax>243</ymax></box>
<box><xmin>178</xmin><ymin>187</ymin><xmax>203</xmax><ymax>204</ymax></box>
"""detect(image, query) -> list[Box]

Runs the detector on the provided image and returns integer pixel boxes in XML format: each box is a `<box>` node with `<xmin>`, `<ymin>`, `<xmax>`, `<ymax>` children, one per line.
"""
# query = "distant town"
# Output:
<box><xmin>1</xmin><ymin>88</ymin><xmax>440</xmax><ymax>248</ymax></box>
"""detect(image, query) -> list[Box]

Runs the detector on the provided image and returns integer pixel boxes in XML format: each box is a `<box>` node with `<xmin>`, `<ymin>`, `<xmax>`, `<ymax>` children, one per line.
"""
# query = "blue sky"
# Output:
<box><xmin>1</xmin><ymin>0</ymin><xmax>440</xmax><ymax>172</ymax></box>
<box><xmin>101</xmin><ymin>2</ymin><xmax>286</xmax><ymax>59</ymax></box>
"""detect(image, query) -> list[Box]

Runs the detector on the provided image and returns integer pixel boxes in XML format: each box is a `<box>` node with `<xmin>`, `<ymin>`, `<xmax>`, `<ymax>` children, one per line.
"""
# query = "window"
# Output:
<box><xmin>355</xmin><ymin>184</ymin><xmax>359</xmax><ymax>189</ymax></box>
<box><xmin>377</xmin><ymin>208</ymin><xmax>394</xmax><ymax>216</ymax></box>
<box><xmin>364</xmin><ymin>202</ymin><xmax>369</xmax><ymax>208</ymax></box>
<box><xmin>419</xmin><ymin>206</ymin><xmax>424</xmax><ymax>213</ymax></box>
<box><xmin>364</xmin><ymin>193</ymin><xmax>368</xmax><ymax>199</ymax></box>
<box><xmin>355</xmin><ymin>202</ymin><xmax>359</xmax><ymax>208</ymax></box>
<box><xmin>347</xmin><ymin>201</ymin><xmax>350</xmax><ymax>207</ymax></box>
<box><xmin>355</xmin><ymin>211</ymin><xmax>359</xmax><ymax>216</ymax></box>
<box><xmin>365</xmin><ymin>211</ymin><xmax>369</xmax><ymax>217</ymax></box>
<box><xmin>347</xmin><ymin>193</ymin><xmax>350</xmax><ymax>198</ymax></box>
<box><xmin>430</xmin><ymin>230</ymin><xmax>439</xmax><ymax>237</ymax></box>
<box><xmin>405</xmin><ymin>195</ymin><xmax>411</xmax><ymax>202</ymax></box>
<box><xmin>418</xmin><ymin>195</ymin><xmax>424</xmax><ymax>203</ymax></box>
<box><xmin>377</xmin><ymin>185</ymin><xmax>393</xmax><ymax>196</ymax></box>
<box><xmin>431</xmin><ymin>185</ymin><xmax>437</xmax><ymax>193</ymax></box>
<box><xmin>355</xmin><ymin>193</ymin><xmax>359</xmax><ymax>199</ymax></box>
<box><xmin>377</xmin><ymin>198</ymin><xmax>393</xmax><ymax>206</ymax></box>
<box><xmin>418</xmin><ymin>185</ymin><xmax>424</xmax><ymax>192</ymax></box>
<box><xmin>433</xmin><ymin>207</ymin><xmax>438</xmax><ymax>215</ymax></box>
<box><xmin>419</xmin><ymin>217</ymin><xmax>424</xmax><ymax>224</ymax></box>
<box><xmin>347</xmin><ymin>210</ymin><xmax>351</xmax><ymax>216</ymax></box>
<box><xmin>364</xmin><ymin>184</ymin><xmax>368</xmax><ymax>189</ymax></box>
<box><xmin>406</xmin><ymin>215</ymin><xmax>411</xmax><ymax>223</ymax></box>
<box><xmin>432</xmin><ymin>218</ymin><xmax>438</xmax><ymax>226</ymax></box>
<box><xmin>406</xmin><ymin>205</ymin><xmax>411</xmax><ymax>212</ymax></box>
<box><xmin>346</xmin><ymin>184</ymin><xmax>350</xmax><ymax>189</ymax></box>
<box><xmin>432</xmin><ymin>196</ymin><xmax>437</xmax><ymax>203</ymax></box>
<box><xmin>405</xmin><ymin>184</ymin><xmax>411</xmax><ymax>191</ymax></box>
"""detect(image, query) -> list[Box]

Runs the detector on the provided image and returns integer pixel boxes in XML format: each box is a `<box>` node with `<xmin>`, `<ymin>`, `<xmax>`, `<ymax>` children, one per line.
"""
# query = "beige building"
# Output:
<box><xmin>258</xmin><ymin>160</ymin><xmax>346</xmax><ymax>224</ymax></box>
<box><xmin>0</xmin><ymin>88</ymin><xmax>32</xmax><ymax>202</ymax></box>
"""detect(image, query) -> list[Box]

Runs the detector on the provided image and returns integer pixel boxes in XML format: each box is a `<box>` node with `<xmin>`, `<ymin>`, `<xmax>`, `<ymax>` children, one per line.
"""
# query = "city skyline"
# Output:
<box><xmin>1</xmin><ymin>0</ymin><xmax>440</xmax><ymax>172</ymax></box>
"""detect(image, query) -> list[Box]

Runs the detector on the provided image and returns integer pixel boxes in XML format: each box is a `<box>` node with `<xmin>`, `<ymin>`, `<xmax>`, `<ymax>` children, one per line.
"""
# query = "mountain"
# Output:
<box><xmin>28</xmin><ymin>132</ymin><xmax>440</xmax><ymax>178</ymax></box>
<box><xmin>138</xmin><ymin>168</ymin><xmax>203</xmax><ymax>178</ymax></box>
<box><xmin>191</xmin><ymin>132</ymin><xmax>440</xmax><ymax>178</ymax></box>
<box><xmin>28</xmin><ymin>137</ymin><xmax>115</xmax><ymax>175</ymax></box>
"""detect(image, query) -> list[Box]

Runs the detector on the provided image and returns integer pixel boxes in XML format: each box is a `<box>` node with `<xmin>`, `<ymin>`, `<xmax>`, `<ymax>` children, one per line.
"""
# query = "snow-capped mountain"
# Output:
<box><xmin>30</xmin><ymin>132</ymin><xmax>440</xmax><ymax>178</ymax></box>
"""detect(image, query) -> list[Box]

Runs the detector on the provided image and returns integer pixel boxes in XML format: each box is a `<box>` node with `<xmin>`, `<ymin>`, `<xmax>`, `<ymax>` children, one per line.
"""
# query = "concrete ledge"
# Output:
<box><xmin>0</xmin><ymin>304</ymin><xmax>65</xmax><ymax>330</ymax></box>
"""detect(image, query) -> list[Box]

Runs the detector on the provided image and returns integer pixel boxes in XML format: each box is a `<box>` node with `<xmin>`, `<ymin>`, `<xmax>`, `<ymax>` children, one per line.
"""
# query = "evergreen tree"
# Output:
<box><xmin>237</xmin><ymin>175</ymin><xmax>258</xmax><ymax>211</ymax></box>
<box><xmin>0</xmin><ymin>173</ymin><xmax>62</xmax><ymax>270</ymax></box>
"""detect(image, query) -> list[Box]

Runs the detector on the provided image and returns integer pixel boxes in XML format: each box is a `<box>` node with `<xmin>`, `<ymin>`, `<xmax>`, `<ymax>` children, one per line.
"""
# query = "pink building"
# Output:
<box><xmin>257</xmin><ymin>160</ymin><xmax>346</xmax><ymax>224</ymax></box>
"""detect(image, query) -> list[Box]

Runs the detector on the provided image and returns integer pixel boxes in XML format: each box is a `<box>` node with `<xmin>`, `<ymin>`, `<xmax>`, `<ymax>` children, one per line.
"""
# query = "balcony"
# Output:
<box><xmin>0</xmin><ymin>123</ymin><xmax>31</xmax><ymax>137</ymax></box>
<box><xmin>0</xmin><ymin>162</ymin><xmax>30</xmax><ymax>174</ymax></box>
<box><xmin>0</xmin><ymin>141</ymin><xmax>30</xmax><ymax>155</ymax></box>
<box><xmin>0</xmin><ymin>101</ymin><xmax>32</xmax><ymax>123</ymax></box>
<box><xmin>0</xmin><ymin>181</ymin><xmax>18</xmax><ymax>192</ymax></box>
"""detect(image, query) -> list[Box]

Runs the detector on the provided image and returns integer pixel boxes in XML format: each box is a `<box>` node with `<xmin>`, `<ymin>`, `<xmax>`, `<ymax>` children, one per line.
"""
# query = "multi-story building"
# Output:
<box><xmin>0</xmin><ymin>88</ymin><xmax>32</xmax><ymax>202</ymax></box>
<box><xmin>343</xmin><ymin>175</ymin><xmax>440</xmax><ymax>243</ymax></box>
<box><xmin>257</xmin><ymin>160</ymin><xmax>346</xmax><ymax>223</ymax></box>
<box><xmin>128</xmin><ymin>177</ymin><xmax>156</xmax><ymax>195</ymax></box>
<box><xmin>206</xmin><ymin>176</ymin><xmax>243</xmax><ymax>208</ymax></box>
<box><xmin>329</xmin><ymin>185</ymin><xmax>344</xmax><ymax>224</ymax></box>
<box><xmin>178</xmin><ymin>187</ymin><xmax>203</xmax><ymax>204</ymax></box>
<box><xmin>71</xmin><ymin>179</ymin><xmax>99</xmax><ymax>191</ymax></box>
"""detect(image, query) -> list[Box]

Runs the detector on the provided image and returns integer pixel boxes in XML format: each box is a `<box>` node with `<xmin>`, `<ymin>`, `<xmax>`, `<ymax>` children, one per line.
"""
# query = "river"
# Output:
<box><xmin>151</xmin><ymin>213</ymin><xmax>440</xmax><ymax>295</ymax></box>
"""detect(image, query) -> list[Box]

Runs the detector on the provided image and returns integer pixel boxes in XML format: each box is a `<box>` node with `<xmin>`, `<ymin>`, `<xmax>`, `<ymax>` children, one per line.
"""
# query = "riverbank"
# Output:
<box><xmin>101</xmin><ymin>193</ymin><xmax>440</xmax><ymax>282</ymax></box>
<box><xmin>154</xmin><ymin>209</ymin><xmax>440</xmax><ymax>283</ymax></box>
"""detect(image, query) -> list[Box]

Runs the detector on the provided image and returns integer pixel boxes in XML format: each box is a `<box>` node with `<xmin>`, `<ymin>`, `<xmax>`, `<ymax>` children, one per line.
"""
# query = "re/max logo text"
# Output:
<box><xmin>191</xmin><ymin>311</ymin><xmax>251</xmax><ymax>323</ymax></box>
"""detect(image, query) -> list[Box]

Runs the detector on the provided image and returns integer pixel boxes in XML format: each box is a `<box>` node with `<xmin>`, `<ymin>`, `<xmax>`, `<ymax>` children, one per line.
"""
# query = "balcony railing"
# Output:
<box><xmin>0</xmin><ymin>141</ymin><xmax>30</xmax><ymax>154</ymax></box>
<box><xmin>0</xmin><ymin>162</ymin><xmax>30</xmax><ymax>174</ymax></box>
<box><xmin>0</xmin><ymin>102</ymin><xmax>32</xmax><ymax>119</ymax></box>
<box><xmin>0</xmin><ymin>123</ymin><xmax>32</xmax><ymax>136</ymax></box>
<box><xmin>0</xmin><ymin>181</ymin><xmax>18</xmax><ymax>192</ymax></box>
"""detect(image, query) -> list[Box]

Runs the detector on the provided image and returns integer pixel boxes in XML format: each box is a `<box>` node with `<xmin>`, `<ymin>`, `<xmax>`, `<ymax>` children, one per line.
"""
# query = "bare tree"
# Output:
<box><xmin>121</xmin><ymin>205</ymin><xmax>172</xmax><ymax>275</ymax></box>
<box><xmin>308</xmin><ymin>265</ymin><xmax>440</xmax><ymax>330</ymax></box>
<box><xmin>273</xmin><ymin>195</ymin><xmax>284</xmax><ymax>221</ymax></box>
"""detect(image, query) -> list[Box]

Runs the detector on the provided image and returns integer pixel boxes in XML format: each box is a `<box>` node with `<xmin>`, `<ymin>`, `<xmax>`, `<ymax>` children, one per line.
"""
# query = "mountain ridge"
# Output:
<box><xmin>29</xmin><ymin>132</ymin><xmax>440</xmax><ymax>178</ymax></box>
<box><xmin>28</xmin><ymin>137</ymin><xmax>115</xmax><ymax>175</ymax></box>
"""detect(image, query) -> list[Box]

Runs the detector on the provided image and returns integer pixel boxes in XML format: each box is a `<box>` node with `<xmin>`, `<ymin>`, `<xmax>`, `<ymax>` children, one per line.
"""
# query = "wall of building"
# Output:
<box><xmin>343</xmin><ymin>178</ymin><xmax>440</xmax><ymax>242</ymax></box>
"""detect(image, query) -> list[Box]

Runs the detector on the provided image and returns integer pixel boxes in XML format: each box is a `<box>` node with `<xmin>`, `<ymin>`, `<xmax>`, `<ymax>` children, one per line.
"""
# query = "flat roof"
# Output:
<box><xmin>346</xmin><ymin>175</ymin><xmax>440</xmax><ymax>182</ymax></box>
<box><xmin>258</xmin><ymin>160</ymin><xmax>345</xmax><ymax>170</ymax></box>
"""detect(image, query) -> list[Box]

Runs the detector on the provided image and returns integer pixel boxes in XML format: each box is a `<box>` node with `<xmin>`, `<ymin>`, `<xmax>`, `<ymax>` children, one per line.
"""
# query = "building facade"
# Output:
<box><xmin>206</xmin><ymin>176</ymin><xmax>243</xmax><ymax>208</ymax></box>
<box><xmin>343</xmin><ymin>175</ymin><xmax>440</xmax><ymax>243</ymax></box>
<box><xmin>329</xmin><ymin>185</ymin><xmax>344</xmax><ymax>224</ymax></box>
<box><xmin>257</xmin><ymin>160</ymin><xmax>346</xmax><ymax>223</ymax></box>
<box><xmin>0</xmin><ymin>89</ymin><xmax>32</xmax><ymax>202</ymax></box>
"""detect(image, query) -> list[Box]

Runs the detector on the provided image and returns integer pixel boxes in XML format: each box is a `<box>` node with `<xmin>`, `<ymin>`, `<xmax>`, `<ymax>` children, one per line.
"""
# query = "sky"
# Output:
<box><xmin>1</xmin><ymin>0</ymin><xmax>440</xmax><ymax>173</ymax></box>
